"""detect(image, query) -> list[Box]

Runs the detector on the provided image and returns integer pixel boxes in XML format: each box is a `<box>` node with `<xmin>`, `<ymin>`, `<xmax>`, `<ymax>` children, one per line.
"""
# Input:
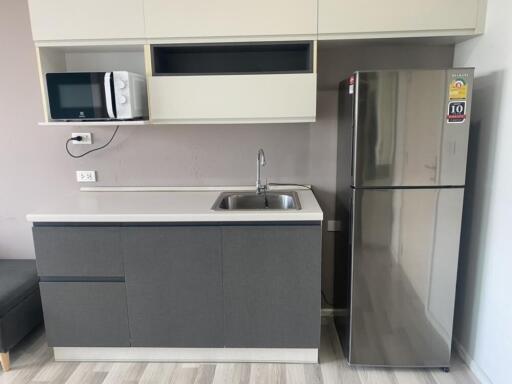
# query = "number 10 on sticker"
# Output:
<box><xmin>447</xmin><ymin>101</ymin><xmax>466</xmax><ymax>124</ymax></box>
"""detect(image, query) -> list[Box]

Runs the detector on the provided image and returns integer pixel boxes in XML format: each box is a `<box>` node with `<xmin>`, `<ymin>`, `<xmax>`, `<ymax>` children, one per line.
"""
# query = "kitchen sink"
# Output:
<box><xmin>212</xmin><ymin>191</ymin><xmax>301</xmax><ymax>210</ymax></box>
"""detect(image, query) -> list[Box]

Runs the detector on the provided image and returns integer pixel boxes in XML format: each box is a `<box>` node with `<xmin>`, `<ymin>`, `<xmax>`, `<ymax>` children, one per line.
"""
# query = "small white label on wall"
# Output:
<box><xmin>76</xmin><ymin>171</ymin><xmax>96</xmax><ymax>183</ymax></box>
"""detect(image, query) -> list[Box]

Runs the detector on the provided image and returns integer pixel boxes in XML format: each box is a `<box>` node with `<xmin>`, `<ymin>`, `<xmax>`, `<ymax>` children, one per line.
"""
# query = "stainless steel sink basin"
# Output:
<box><xmin>212</xmin><ymin>191</ymin><xmax>301</xmax><ymax>211</ymax></box>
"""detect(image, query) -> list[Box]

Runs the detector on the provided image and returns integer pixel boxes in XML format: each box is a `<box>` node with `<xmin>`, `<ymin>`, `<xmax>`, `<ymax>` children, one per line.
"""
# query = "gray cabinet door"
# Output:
<box><xmin>222</xmin><ymin>224</ymin><xmax>322</xmax><ymax>348</ymax></box>
<box><xmin>33</xmin><ymin>226</ymin><xmax>123</xmax><ymax>277</ymax></box>
<box><xmin>40</xmin><ymin>282</ymin><xmax>130</xmax><ymax>347</ymax></box>
<box><xmin>122</xmin><ymin>226</ymin><xmax>224</xmax><ymax>347</ymax></box>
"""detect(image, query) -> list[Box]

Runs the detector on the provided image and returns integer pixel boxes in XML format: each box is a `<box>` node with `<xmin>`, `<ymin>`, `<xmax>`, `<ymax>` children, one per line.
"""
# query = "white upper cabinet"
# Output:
<box><xmin>28</xmin><ymin>0</ymin><xmax>487</xmax><ymax>43</ymax></box>
<box><xmin>28</xmin><ymin>0</ymin><xmax>145</xmax><ymax>42</ymax></box>
<box><xmin>147</xmin><ymin>41</ymin><xmax>317</xmax><ymax>123</ymax></box>
<box><xmin>144</xmin><ymin>0</ymin><xmax>318</xmax><ymax>40</ymax></box>
<box><xmin>319</xmin><ymin>0</ymin><xmax>486</xmax><ymax>39</ymax></box>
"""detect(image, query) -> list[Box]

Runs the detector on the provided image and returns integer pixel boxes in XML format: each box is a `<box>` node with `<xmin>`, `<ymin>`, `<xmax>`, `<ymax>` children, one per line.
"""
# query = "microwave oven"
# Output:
<box><xmin>46</xmin><ymin>71</ymin><xmax>148</xmax><ymax>121</ymax></box>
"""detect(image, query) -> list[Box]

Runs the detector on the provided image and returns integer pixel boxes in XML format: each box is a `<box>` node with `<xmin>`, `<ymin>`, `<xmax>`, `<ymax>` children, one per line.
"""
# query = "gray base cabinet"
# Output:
<box><xmin>40</xmin><ymin>282</ymin><xmax>130</xmax><ymax>347</ymax></box>
<box><xmin>223</xmin><ymin>225</ymin><xmax>321</xmax><ymax>348</ymax></box>
<box><xmin>122</xmin><ymin>227</ymin><xmax>224</xmax><ymax>347</ymax></box>
<box><xmin>32</xmin><ymin>223</ymin><xmax>321</xmax><ymax>349</ymax></box>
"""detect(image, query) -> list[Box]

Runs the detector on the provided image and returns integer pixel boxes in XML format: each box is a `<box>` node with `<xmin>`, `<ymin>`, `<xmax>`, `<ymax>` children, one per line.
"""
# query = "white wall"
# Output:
<box><xmin>453</xmin><ymin>1</ymin><xmax>512</xmax><ymax>383</ymax></box>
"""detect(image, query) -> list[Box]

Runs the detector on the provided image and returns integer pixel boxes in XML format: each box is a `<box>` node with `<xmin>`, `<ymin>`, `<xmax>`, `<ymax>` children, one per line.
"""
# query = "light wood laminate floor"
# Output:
<box><xmin>0</xmin><ymin>321</ymin><xmax>479</xmax><ymax>384</ymax></box>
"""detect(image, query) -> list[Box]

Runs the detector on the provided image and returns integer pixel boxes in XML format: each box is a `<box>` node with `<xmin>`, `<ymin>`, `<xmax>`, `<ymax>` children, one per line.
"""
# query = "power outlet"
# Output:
<box><xmin>71</xmin><ymin>132</ymin><xmax>92</xmax><ymax>145</ymax></box>
<box><xmin>76</xmin><ymin>171</ymin><xmax>97</xmax><ymax>183</ymax></box>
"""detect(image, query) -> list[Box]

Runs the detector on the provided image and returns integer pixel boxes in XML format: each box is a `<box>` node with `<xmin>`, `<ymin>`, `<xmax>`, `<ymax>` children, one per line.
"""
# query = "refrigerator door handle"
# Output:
<box><xmin>348</xmin><ymin>192</ymin><xmax>353</xmax><ymax>245</ymax></box>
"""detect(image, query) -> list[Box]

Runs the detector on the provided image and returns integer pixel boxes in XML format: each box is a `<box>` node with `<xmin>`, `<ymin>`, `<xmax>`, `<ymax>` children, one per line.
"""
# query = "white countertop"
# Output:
<box><xmin>26</xmin><ymin>186</ymin><xmax>323</xmax><ymax>223</ymax></box>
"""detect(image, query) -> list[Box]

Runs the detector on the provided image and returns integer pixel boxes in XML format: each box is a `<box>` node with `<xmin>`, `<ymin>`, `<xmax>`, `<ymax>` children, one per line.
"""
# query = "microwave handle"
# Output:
<box><xmin>104</xmin><ymin>72</ymin><xmax>116</xmax><ymax>119</ymax></box>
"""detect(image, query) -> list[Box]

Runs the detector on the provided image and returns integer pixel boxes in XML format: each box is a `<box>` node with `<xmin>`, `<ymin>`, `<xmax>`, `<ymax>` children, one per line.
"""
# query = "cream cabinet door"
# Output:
<box><xmin>319</xmin><ymin>0</ymin><xmax>482</xmax><ymax>38</ymax></box>
<box><xmin>148</xmin><ymin>74</ymin><xmax>317</xmax><ymax>123</ymax></box>
<box><xmin>144</xmin><ymin>0</ymin><xmax>318</xmax><ymax>39</ymax></box>
<box><xmin>28</xmin><ymin>0</ymin><xmax>145</xmax><ymax>42</ymax></box>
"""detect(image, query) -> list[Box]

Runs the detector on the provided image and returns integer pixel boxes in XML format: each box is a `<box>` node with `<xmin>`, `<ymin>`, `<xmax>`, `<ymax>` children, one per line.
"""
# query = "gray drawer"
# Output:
<box><xmin>40</xmin><ymin>282</ymin><xmax>130</xmax><ymax>347</ymax></box>
<box><xmin>33</xmin><ymin>226</ymin><xmax>123</xmax><ymax>277</ymax></box>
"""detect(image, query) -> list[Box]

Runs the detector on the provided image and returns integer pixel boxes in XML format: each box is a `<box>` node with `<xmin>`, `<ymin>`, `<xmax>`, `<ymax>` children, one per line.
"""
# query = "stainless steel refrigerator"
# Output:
<box><xmin>334</xmin><ymin>69</ymin><xmax>474</xmax><ymax>369</ymax></box>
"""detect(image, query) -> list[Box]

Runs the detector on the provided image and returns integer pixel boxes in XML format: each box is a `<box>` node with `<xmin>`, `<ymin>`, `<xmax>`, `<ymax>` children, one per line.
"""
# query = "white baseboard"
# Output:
<box><xmin>53</xmin><ymin>347</ymin><xmax>318</xmax><ymax>364</ymax></box>
<box><xmin>453</xmin><ymin>338</ymin><xmax>493</xmax><ymax>384</ymax></box>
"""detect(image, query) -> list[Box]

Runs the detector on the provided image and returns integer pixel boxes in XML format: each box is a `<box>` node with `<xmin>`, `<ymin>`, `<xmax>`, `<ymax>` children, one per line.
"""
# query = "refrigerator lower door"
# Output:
<box><xmin>349</xmin><ymin>187</ymin><xmax>464</xmax><ymax>367</ymax></box>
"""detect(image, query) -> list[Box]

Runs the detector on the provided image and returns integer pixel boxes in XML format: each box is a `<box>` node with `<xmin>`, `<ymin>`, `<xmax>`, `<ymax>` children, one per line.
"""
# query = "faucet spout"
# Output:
<box><xmin>256</xmin><ymin>149</ymin><xmax>267</xmax><ymax>194</ymax></box>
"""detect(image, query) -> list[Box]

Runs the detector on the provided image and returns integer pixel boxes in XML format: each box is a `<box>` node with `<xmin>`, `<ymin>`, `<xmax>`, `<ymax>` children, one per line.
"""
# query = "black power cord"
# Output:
<box><xmin>66</xmin><ymin>125</ymin><xmax>120</xmax><ymax>159</ymax></box>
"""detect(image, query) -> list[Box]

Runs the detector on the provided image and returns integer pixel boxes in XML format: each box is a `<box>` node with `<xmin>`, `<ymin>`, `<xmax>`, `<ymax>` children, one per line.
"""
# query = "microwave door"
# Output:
<box><xmin>46</xmin><ymin>72</ymin><xmax>112</xmax><ymax>120</ymax></box>
<box><xmin>104</xmin><ymin>72</ymin><xmax>117</xmax><ymax>119</ymax></box>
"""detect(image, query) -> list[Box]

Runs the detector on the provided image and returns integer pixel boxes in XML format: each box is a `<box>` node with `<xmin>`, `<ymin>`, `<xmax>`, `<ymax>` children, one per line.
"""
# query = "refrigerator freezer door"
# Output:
<box><xmin>348</xmin><ymin>187</ymin><xmax>464</xmax><ymax>367</ymax></box>
<box><xmin>353</xmin><ymin>69</ymin><xmax>473</xmax><ymax>188</ymax></box>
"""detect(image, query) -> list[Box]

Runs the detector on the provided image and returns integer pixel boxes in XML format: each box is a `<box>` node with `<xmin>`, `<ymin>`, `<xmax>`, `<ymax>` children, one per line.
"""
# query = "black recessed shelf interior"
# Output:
<box><xmin>152</xmin><ymin>42</ymin><xmax>313</xmax><ymax>76</ymax></box>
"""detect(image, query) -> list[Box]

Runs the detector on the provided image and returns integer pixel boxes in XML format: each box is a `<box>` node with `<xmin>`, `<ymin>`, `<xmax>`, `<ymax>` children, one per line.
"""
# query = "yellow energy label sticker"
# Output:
<box><xmin>449</xmin><ymin>78</ymin><xmax>468</xmax><ymax>100</ymax></box>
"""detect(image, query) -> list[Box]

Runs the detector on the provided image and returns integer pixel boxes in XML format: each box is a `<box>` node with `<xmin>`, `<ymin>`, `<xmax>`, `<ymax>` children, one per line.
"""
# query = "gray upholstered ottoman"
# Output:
<box><xmin>0</xmin><ymin>260</ymin><xmax>43</xmax><ymax>371</ymax></box>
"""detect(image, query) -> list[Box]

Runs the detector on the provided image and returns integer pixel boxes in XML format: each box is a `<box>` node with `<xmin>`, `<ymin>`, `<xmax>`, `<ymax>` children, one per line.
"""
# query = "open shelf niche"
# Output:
<box><xmin>36</xmin><ymin>44</ymin><xmax>149</xmax><ymax>125</ymax></box>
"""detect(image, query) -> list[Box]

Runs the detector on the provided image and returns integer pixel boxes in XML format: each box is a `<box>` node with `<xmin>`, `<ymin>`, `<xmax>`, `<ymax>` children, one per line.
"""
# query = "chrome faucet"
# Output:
<box><xmin>256</xmin><ymin>149</ymin><xmax>267</xmax><ymax>194</ymax></box>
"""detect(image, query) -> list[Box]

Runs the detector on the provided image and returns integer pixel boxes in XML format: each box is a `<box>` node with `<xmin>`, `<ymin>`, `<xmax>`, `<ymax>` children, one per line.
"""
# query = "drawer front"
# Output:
<box><xmin>40</xmin><ymin>282</ymin><xmax>130</xmax><ymax>347</ymax></box>
<box><xmin>33</xmin><ymin>227</ymin><xmax>123</xmax><ymax>277</ymax></box>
